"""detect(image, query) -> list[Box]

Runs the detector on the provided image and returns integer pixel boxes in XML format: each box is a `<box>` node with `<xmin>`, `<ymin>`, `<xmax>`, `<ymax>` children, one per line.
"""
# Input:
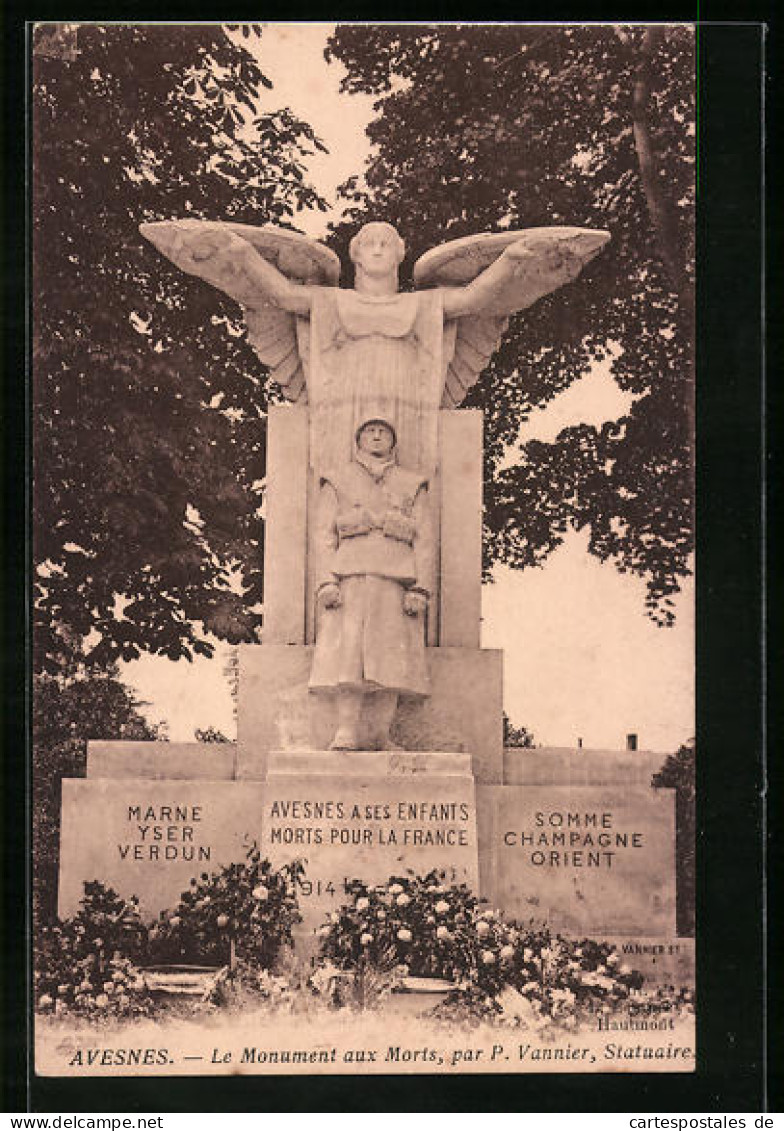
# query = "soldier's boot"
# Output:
<box><xmin>330</xmin><ymin>687</ymin><xmax>364</xmax><ymax>750</ymax></box>
<box><xmin>369</xmin><ymin>689</ymin><xmax>403</xmax><ymax>751</ymax></box>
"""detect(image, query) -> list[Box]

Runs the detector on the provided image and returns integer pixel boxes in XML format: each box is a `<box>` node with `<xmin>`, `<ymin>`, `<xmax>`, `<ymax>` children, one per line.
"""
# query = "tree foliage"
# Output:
<box><xmin>653</xmin><ymin>740</ymin><xmax>695</xmax><ymax>936</ymax></box>
<box><xmin>33</xmin><ymin>666</ymin><xmax>165</xmax><ymax>923</ymax></box>
<box><xmin>33</xmin><ymin>24</ymin><xmax>328</xmax><ymax>672</ymax></box>
<box><xmin>194</xmin><ymin>725</ymin><xmax>231</xmax><ymax>743</ymax></box>
<box><xmin>503</xmin><ymin>713</ymin><xmax>536</xmax><ymax>748</ymax></box>
<box><xmin>326</xmin><ymin>24</ymin><xmax>695</xmax><ymax>623</ymax></box>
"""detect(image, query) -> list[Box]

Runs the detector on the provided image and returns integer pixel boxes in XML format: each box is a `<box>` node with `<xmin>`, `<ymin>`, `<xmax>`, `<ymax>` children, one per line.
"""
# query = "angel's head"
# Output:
<box><xmin>349</xmin><ymin>222</ymin><xmax>405</xmax><ymax>287</ymax></box>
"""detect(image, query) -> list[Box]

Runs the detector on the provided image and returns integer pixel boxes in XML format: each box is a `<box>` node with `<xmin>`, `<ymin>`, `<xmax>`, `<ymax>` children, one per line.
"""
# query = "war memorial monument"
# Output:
<box><xmin>58</xmin><ymin>216</ymin><xmax>684</xmax><ymax>979</ymax></box>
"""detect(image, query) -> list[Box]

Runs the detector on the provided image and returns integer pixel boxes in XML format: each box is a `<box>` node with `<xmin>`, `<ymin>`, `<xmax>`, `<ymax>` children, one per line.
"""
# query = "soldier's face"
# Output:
<box><xmin>358</xmin><ymin>422</ymin><xmax>395</xmax><ymax>458</ymax></box>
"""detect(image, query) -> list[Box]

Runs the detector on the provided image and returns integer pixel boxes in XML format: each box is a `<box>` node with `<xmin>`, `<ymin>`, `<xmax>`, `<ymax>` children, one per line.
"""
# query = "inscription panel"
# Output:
<box><xmin>58</xmin><ymin>779</ymin><xmax>266</xmax><ymax>919</ymax></box>
<box><xmin>488</xmin><ymin>785</ymin><xmax>676</xmax><ymax>936</ymax></box>
<box><xmin>262</xmin><ymin>753</ymin><xmax>479</xmax><ymax>937</ymax></box>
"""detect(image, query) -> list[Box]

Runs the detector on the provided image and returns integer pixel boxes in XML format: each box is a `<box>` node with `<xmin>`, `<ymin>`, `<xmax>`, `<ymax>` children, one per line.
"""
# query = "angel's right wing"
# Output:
<box><xmin>140</xmin><ymin>220</ymin><xmax>340</xmax><ymax>403</ymax></box>
<box><xmin>244</xmin><ymin>302</ymin><xmax>309</xmax><ymax>403</ymax></box>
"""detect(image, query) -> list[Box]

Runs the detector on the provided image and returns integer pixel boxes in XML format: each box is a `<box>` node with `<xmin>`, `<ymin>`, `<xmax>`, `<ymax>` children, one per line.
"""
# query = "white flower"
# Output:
<box><xmin>476</xmin><ymin>920</ymin><xmax>490</xmax><ymax>937</ymax></box>
<box><xmin>434</xmin><ymin>900</ymin><xmax>450</xmax><ymax>914</ymax></box>
<box><xmin>523</xmin><ymin>948</ymin><xmax>534</xmax><ymax>961</ymax></box>
<box><xmin>480</xmin><ymin>909</ymin><xmax>496</xmax><ymax>921</ymax></box>
<box><xmin>436</xmin><ymin>926</ymin><xmax>450</xmax><ymax>941</ymax></box>
<box><xmin>397</xmin><ymin>928</ymin><xmax>412</xmax><ymax>942</ymax></box>
<box><xmin>496</xmin><ymin>986</ymin><xmax>536</xmax><ymax>1020</ymax></box>
<box><xmin>500</xmin><ymin>944</ymin><xmax>515</xmax><ymax>961</ymax></box>
<box><xmin>252</xmin><ymin>885</ymin><xmax>269</xmax><ymax>901</ymax></box>
<box><xmin>606</xmin><ymin>952</ymin><xmax>619</xmax><ymax>966</ymax></box>
<box><xmin>376</xmin><ymin>909</ymin><xmax>387</xmax><ymax>921</ymax></box>
<box><xmin>38</xmin><ymin>994</ymin><xmax>53</xmax><ymax>1009</ymax></box>
<box><xmin>480</xmin><ymin>949</ymin><xmax>496</xmax><ymax>965</ymax></box>
<box><xmin>360</xmin><ymin>932</ymin><xmax>374</xmax><ymax>945</ymax></box>
<box><xmin>103</xmin><ymin>981</ymin><xmax>114</xmax><ymax>994</ymax></box>
<box><xmin>330</xmin><ymin>912</ymin><xmax>340</xmax><ymax>924</ymax></box>
<box><xmin>388</xmin><ymin>883</ymin><xmax>404</xmax><ymax>895</ymax></box>
<box><xmin>396</xmin><ymin>893</ymin><xmax>411</xmax><ymax>907</ymax></box>
<box><xmin>620</xmin><ymin>963</ymin><xmax>631</xmax><ymax>975</ymax></box>
<box><xmin>317</xmin><ymin>925</ymin><xmax>331</xmax><ymax>938</ymax></box>
<box><xmin>551</xmin><ymin>988</ymin><xmax>575</xmax><ymax>1004</ymax></box>
<box><xmin>95</xmin><ymin>994</ymin><xmax>109</xmax><ymax>1008</ymax></box>
<box><xmin>356</xmin><ymin>897</ymin><xmax>370</xmax><ymax>911</ymax></box>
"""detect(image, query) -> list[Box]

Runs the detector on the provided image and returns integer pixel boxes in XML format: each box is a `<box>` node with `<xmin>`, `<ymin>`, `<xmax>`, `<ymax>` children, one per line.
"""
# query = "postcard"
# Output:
<box><xmin>31</xmin><ymin>20</ymin><xmax>700</xmax><ymax>1082</ymax></box>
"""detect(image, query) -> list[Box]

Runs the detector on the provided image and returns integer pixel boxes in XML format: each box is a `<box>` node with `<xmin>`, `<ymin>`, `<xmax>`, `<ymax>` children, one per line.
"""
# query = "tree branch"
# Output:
<box><xmin>631</xmin><ymin>26</ymin><xmax>695</xmax><ymax>439</ymax></box>
<box><xmin>631</xmin><ymin>27</ymin><xmax>684</xmax><ymax>293</ymax></box>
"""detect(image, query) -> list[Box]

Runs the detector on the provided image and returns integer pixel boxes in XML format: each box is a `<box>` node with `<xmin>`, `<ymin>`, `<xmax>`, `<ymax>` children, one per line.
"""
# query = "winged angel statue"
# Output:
<box><xmin>140</xmin><ymin>219</ymin><xmax>610</xmax><ymax>477</ymax></box>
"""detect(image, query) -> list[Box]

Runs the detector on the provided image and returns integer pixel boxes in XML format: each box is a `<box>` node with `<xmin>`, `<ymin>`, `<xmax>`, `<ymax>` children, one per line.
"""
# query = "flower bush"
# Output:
<box><xmin>35</xmin><ymin>882</ymin><xmax>155</xmax><ymax>1019</ymax></box>
<box><xmin>145</xmin><ymin>847</ymin><xmax>303</xmax><ymax>968</ymax></box>
<box><xmin>316</xmin><ymin>871</ymin><xmax>683</xmax><ymax>1029</ymax></box>
<box><xmin>35</xmin><ymin>852</ymin><xmax>303</xmax><ymax>1018</ymax></box>
<box><xmin>316</xmin><ymin>871</ymin><xmax>528</xmax><ymax>1000</ymax></box>
<box><xmin>317</xmin><ymin>872</ymin><xmax>488</xmax><ymax>987</ymax></box>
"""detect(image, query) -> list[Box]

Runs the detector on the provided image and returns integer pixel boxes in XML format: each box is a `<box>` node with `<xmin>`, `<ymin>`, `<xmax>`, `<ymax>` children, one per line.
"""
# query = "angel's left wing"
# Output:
<box><xmin>414</xmin><ymin>227</ymin><xmax>610</xmax><ymax>408</ymax></box>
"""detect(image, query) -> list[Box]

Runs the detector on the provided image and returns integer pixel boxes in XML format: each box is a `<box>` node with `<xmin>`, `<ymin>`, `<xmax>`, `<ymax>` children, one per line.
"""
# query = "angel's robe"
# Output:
<box><xmin>302</xmin><ymin>288</ymin><xmax>448</xmax><ymax>477</ymax></box>
<box><xmin>245</xmin><ymin>281</ymin><xmax>506</xmax><ymax>478</ymax></box>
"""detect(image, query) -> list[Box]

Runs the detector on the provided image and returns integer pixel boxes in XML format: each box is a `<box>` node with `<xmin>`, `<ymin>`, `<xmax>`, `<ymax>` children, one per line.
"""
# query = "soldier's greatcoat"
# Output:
<box><xmin>308</xmin><ymin>450</ymin><xmax>433</xmax><ymax>697</ymax></box>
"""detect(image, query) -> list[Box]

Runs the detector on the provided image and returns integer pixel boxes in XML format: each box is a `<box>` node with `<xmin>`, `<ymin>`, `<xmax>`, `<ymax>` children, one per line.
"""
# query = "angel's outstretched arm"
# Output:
<box><xmin>440</xmin><ymin>239</ymin><xmax>584</xmax><ymax>320</ymax></box>
<box><xmin>223</xmin><ymin>230</ymin><xmax>313</xmax><ymax>316</ymax></box>
<box><xmin>140</xmin><ymin>221</ymin><xmax>313</xmax><ymax>316</ymax></box>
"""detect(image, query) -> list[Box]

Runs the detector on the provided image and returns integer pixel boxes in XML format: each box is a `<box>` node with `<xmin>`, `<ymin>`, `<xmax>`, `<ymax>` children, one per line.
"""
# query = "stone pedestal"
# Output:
<box><xmin>261</xmin><ymin>751</ymin><xmax>479</xmax><ymax>938</ymax></box>
<box><xmin>237</xmin><ymin>644</ymin><xmax>503</xmax><ymax>784</ymax></box>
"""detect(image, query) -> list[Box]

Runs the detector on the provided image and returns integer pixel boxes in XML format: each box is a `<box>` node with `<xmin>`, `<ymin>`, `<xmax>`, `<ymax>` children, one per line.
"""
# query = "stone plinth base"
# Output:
<box><xmin>477</xmin><ymin>783</ymin><xmax>676</xmax><ymax>937</ymax></box>
<box><xmin>58</xmin><ymin>778</ymin><xmax>265</xmax><ymax>920</ymax></box>
<box><xmin>503</xmin><ymin>747</ymin><xmax>670</xmax><ymax>786</ymax></box>
<box><xmin>86</xmin><ymin>741</ymin><xmax>235</xmax><ymax>780</ymax></box>
<box><xmin>64</xmin><ymin>745</ymin><xmax>680</xmax><ymax>952</ymax></box>
<box><xmin>237</xmin><ymin>643</ymin><xmax>503</xmax><ymax>783</ymax></box>
<box><xmin>261</xmin><ymin>750</ymin><xmax>479</xmax><ymax>938</ymax></box>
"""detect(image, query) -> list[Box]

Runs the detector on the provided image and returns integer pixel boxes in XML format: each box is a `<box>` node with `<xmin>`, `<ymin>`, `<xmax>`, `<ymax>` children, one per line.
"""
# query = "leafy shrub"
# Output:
<box><xmin>146</xmin><ymin>847</ymin><xmax>303</xmax><ymax>968</ymax></box>
<box><xmin>35</xmin><ymin>882</ymin><xmax>155</xmax><ymax>1019</ymax></box>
